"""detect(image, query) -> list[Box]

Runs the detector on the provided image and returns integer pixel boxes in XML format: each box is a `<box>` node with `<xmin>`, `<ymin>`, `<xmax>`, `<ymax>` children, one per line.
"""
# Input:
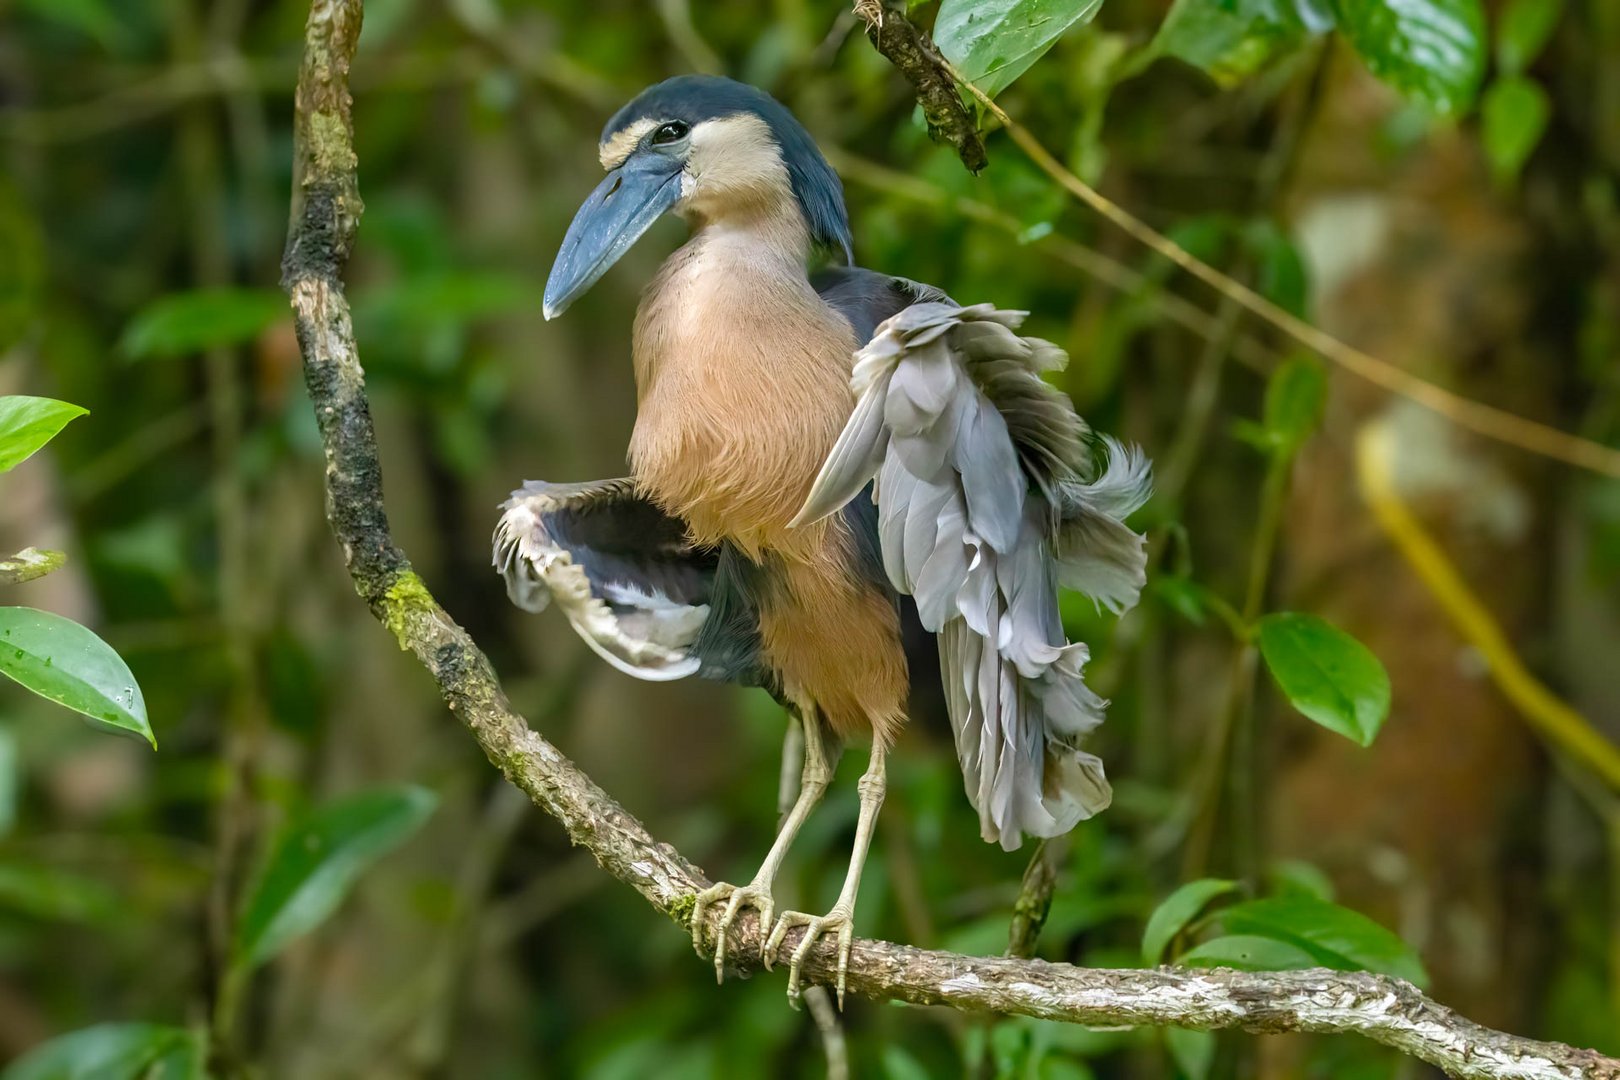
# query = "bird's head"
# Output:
<box><xmin>542</xmin><ymin>75</ymin><xmax>852</xmax><ymax>319</ymax></box>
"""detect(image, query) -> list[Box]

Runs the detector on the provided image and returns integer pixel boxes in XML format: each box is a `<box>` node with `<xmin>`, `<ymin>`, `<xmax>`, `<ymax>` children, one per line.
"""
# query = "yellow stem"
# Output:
<box><xmin>1355</xmin><ymin>421</ymin><xmax>1620</xmax><ymax>790</ymax></box>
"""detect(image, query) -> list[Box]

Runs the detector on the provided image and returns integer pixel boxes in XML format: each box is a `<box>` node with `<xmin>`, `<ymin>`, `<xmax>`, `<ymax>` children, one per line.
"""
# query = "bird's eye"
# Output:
<box><xmin>651</xmin><ymin>121</ymin><xmax>689</xmax><ymax>145</ymax></box>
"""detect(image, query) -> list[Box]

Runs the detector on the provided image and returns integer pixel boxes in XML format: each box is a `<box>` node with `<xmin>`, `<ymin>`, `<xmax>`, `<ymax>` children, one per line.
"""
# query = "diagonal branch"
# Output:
<box><xmin>279</xmin><ymin>4</ymin><xmax>1620</xmax><ymax>1079</ymax></box>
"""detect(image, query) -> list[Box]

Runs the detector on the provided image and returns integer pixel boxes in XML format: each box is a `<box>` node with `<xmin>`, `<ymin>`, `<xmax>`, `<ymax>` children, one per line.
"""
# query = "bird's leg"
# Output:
<box><xmin>691</xmin><ymin>712</ymin><xmax>836</xmax><ymax>982</ymax></box>
<box><xmin>765</xmin><ymin>739</ymin><xmax>886</xmax><ymax>1009</ymax></box>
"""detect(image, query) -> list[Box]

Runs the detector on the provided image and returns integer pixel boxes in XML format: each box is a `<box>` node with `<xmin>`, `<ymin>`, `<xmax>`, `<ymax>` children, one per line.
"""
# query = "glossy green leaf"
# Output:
<box><xmin>1164</xmin><ymin>1027</ymin><xmax>1215</xmax><ymax>1080</ymax></box>
<box><xmin>1334</xmin><ymin>0</ymin><xmax>1487</xmax><ymax>116</ymax></box>
<box><xmin>1495</xmin><ymin>0</ymin><xmax>1563</xmax><ymax>74</ymax></box>
<box><xmin>0</xmin><ymin>860</ymin><xmax>121</xmax><ymax>923</ymax></box>
<box><xmin>936</xmin><ymin>0</ymin><xmax>1106</xmax><ymax>100</ymax></box>
<box><xmin>1179</xmin><ymin>933</ymin><xmax>1321</xmax><ymax>970</ymax></box>
<box><xmin>0</xmin><ymin>607</ymin><xmax>152</xmax><ymax>746</ymax></box>
<box><xmin>1</xmin><ymin>1023</ymin><xmax>200</xmax><ymax>1080</ymax></box>
<box><xmin>0</xmin><ymin>397</ymin><xmax>87</xmax><ymax>474</ymax></box>
<box><xmin>1219</xmin><ymin>895</ymin><xmax>1429</xmax><ymax>985</ymax></box>
<box><xmin>1262</xmin><ymin>357</ymin><xmax>1327</xmax><ymax>451</ymax></box>
<box><xmin>1258</xmin><ymin>612</ymin><xmax>1390</xmax><ymax>746</ymax></box>
<box><xmin>1142</xmin><ymin>878</ymin><xmax>1239</xmax><ymax>964</ymax></box>
<box><xmin>1482</xmin><ymin>76</ymin><xmax>1551</xmax><ymax>184</ymax></box>
<box><xmin>1150</xmin><ymin>0</ymin><xmax>1313</xmax><ymax>86</ymax></box>
<box><xmin>233</xmin><ymin>784</ymin><xmax>437</xmax><ymax>971</ymax></box>
<box><xmin>121</xmin><ymin>288</ymin><xmax>287</xmax><ymax>360</ymax></box>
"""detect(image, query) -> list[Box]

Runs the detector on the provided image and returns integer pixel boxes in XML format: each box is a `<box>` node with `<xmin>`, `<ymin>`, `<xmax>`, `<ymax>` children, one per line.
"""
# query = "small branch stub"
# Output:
<box><xmin>856</xmin><ymin>0</ymin><xmax>987</xmax><ymax>173</ymax></box>
<box><xmin>277</xmin><ymin>3</ymin><xmax>1620</xmax><ymax>1078</ymax></box>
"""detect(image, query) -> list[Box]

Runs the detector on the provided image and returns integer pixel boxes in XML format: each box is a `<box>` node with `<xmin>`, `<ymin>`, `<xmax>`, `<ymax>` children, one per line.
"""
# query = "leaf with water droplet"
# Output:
<box><xmin>0</xmin><ymin>607</ymin><xmax>152</xmax><ymax>746</ymax></box>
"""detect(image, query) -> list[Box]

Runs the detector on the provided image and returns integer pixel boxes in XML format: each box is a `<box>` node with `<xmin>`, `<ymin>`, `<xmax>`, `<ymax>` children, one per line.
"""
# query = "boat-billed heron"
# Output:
<box><xmin>495</xmin><ymin>75</ymin><xmax>1151</xmax><ymax>1004</ymax></box>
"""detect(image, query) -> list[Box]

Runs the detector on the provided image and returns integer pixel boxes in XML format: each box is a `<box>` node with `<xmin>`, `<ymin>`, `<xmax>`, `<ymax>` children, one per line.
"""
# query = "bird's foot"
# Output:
<box><xmin>690</xmin><ymin>878</ymin><xmax>776</xmax><ymax>983</ymax></box>
<box><xmin>764</xmin><ymin>903</ymin><xmax>855</xmax><ymax>1009</ymax></box>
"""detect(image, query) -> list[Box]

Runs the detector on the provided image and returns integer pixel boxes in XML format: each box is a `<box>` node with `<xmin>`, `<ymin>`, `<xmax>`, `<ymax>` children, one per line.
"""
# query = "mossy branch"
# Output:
<box><xmin>854</xmin><ymin>0</ymin><xmax>986</xmax><ymax>173</ymax></box>
<box><xmin>280</xmin><ymin>4</ymin><xmax>1620</xmax><ymax>1077</ymax></box>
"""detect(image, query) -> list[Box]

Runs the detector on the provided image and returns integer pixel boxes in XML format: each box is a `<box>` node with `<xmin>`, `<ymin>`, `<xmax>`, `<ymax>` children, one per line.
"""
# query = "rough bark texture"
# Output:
<box><xmin>854</xmin><ymin>0</ymin><xmax>987</xmax><ymax>173</ymax></box>
<box><xmin>279</xmin><ymin>4</ymin><xmax>1620</xmax><ymax>1078</ymax></box>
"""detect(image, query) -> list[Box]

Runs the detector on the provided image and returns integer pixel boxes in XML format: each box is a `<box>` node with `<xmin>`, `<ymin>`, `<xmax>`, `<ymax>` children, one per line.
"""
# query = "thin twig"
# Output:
<box><xmin>804</xmin><ymin>985</ymin><xmax>851</xmax><ymax>1080</ymax></box>
<box><xmin>825</xmin><ymin>147</ymin><xmax>1275</xmax><ymax>374</ymax></box>
<box><xmin>1005</xmin><ymin>839</ymin><xmax>1060</xmax><ymax>960</ymax></box>
<box><xmin>279</xmin><ymin>5</ymin><xmax>1620</xmax><ymax>1078</ymax></box>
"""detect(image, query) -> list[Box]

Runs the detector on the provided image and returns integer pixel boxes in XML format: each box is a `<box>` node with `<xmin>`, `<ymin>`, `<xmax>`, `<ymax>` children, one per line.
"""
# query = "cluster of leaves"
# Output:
<box><xmin>931</xmin><ymin>0</ymin><xmax>1553</xmax><ymax>184</ymax></box>
<box><xmin>0</xmin><ymin>397</ymin><xmax>150</xmax><ymax>746</ymax></box>
<box><xmin>4</xmin><ymin>786</ymin><xmax>437</xmax><ymax>1078</ymax></box>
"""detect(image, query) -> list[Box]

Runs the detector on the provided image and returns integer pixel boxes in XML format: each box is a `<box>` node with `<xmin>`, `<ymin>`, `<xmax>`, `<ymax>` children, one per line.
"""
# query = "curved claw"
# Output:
<box><xmin>691</xmin><ymin>880</ymin><xmax>777</xmax><ymax>983</ymax></box>
<box><xmin>764</xmin><ymin>905</ymin><xmax>855</xmax><ymax>1008</ymax></box>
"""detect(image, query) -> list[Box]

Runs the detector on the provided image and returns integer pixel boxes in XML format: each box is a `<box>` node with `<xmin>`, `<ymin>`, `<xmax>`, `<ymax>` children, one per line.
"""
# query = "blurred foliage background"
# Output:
<box><xmin>2</xmin><ymin>0</ymin><xmax>1619</xmax><ymax>1076</ymax></box>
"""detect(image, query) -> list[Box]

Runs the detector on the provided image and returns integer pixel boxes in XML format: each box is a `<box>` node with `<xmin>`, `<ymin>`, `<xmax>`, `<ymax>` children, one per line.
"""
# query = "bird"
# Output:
<box><xmin>494</xmin><ymin>74</ymin><xmax>1151</xmax><ymax>1005</ymax></box>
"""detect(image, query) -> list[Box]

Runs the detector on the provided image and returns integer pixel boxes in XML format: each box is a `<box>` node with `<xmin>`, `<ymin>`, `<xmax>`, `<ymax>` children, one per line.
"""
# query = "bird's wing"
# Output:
<box><xmin>794</xmin><ymin>301</ymin><xmax>1151</xmax><ymax>849</ymax></box>
<box><xmin>494</xmin><ymin>478</ymin><xmax>717</xmax><ymax>681</ymax></box>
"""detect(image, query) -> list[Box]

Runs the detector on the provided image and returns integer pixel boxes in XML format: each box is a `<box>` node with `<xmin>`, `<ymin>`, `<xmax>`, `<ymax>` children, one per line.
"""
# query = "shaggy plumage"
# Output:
<box><xmin>498</xmin><ymin>73</ymin><xmax>1151</xmax><ymax>1002</ymax></box>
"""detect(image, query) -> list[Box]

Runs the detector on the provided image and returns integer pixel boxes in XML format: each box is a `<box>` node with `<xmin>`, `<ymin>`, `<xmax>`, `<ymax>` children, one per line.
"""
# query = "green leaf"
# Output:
<box><xmin>1</xmin><ymin>1023</ymin><xmax>200</xmax><ymax>1080</ymax></box>
<box><xmin>1244</xmin><ymin>219</ymin><xmax>1310</xmax><ymax>318</ymax></box>
<box><xmin>1262</xmin><ymin>356</ymin><xmax>1327</xmax><ymax>451</ymax></box>
<box><xmin>1334</xmin><ymin>0</ymin><xmax>1487</xmax><ymax>116</ymax></box>
<box><xmin>1150</xmin><ymin>0</ymin><xmax>1314</xmax><ymax>87</ymax></box>
<box><xmin>0</xmin><ymin>183</ymin><xmax>45</xmax><ymax>354</ymax></box>
<box><xmin>1151</xmin><ymin>576</ymin><xmax>1211</xmax><ymax>626</ymax></box>
<box><xmin>0</xmin><ymin>860</ymin><xmax>121</xmax><ymax>923</ymax></box>
<box><xmin>0</xmin><ymin>397</ymin><xmax>87</xmax><ymax>474</ymax></box>
<box><xmin>0</xmin><ymin>548</ymin><xmax>67</xmax><ymax>587</ymax></box>
<box><xmin>1164</xmin><ymin>1027</ymin><xmax>1215</xmax><ymax>1080</ymax></box>
<box><xmin>14</xmin><ymin>0</ymin><xmax>129</xmax><ymax>51</ymax></box>
<box><xmin>1218</xmin><ymin>895</ymin><xmax>1429</xmax><ymax>985</ymax></box>
<box><xmin>881</xmin><ymin>1046</ymin><xmax>934</xmax><ymax>1080</ymax></box>
<box><xmin>1481</xmin><ymin>76</ymin><xmax>1551</xmax><ymax>184</ymax></box>
<box><xmin>1267</xmin><ymin>858</ymin><xmax>1336</xmax><ymax>901</ymax></box>
<box><xmin>352</xmin><ymin>270</ymin><xmax>534</xmax><ymax>331</ymax></box>
<box><xmin>1257</xmin><ymin>612</ymin><xmax>1390</xmax><ymax>746</ymax></box>
<box><xmin>935</xmin><ymin>0</ymin><xmax>1106</xmax><ymax>100</ymax></box>
<box><xmin>233</xmin><ymin>784</ymin><xmax>438</xmax><ymax>971</ymax></box>
<box><xmin>1179</xmin><ymin>933</ymin><xmax>1322</xmax><ymax>970</ymax></box>
<box><xmin>121</xmin><ymin>288</ymin><xmax>287</xmax><ymax>360</ymax></box>
<box><xmin>1142</xmin><ymin>878</ymin><xmax>1240</xmax><ymax>964</ymax></box>
<box><xmin>1495</xmin><ymin>0</ymin><xmax>1563</xmax><ymax>74</ymax></box>
<box><xmin>0</xmin><ymin>607</ymin><xmax>153</xmax><ymax>747</ymax></box>
<box><xmin>0</xmin><ymin>728</ymin><xmax>15</xmax><ymax>839</ymax></box>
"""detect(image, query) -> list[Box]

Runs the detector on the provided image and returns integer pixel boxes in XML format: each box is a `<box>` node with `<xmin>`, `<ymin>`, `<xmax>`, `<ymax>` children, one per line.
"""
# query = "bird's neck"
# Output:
<box><xmin>628</xmin><ymin>202</ymin><xmax>857</xmax><ymax>558</ymax></box>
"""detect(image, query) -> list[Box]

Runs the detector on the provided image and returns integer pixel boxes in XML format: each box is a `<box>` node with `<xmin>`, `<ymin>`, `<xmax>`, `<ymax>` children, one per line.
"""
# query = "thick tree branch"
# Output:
<box><xmin>279</xmin><ymin>4</ymin><xmax>1619</xmax><ymax>1078</ymax></box>
<box><xmin>854</xmin><ymin>0</ymin><xmax>986</xmax><ymax>173</ymax></box>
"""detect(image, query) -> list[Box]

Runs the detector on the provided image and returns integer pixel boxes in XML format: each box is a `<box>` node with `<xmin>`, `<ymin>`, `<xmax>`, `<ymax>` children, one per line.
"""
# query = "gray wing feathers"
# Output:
<box><xmin>796</xmin><ymin>302</ymin><xmax>1151</xmax><ymax>849</ymax></box>
<box><xmin>493</xmin><ymin>479</ymin><xmax>708</xmax><ymax>682</ymax></box>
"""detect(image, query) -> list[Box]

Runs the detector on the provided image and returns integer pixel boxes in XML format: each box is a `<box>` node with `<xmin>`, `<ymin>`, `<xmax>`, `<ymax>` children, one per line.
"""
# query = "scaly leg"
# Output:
<box><xmin>691</xmin><ymin>712</ymin><xmax>837</xmax><ymax>982</ymax></box>
<box><xmin>765</xmin><ymin>740</ymin><xmax>886</xmax><ymax>1008</ymax></box>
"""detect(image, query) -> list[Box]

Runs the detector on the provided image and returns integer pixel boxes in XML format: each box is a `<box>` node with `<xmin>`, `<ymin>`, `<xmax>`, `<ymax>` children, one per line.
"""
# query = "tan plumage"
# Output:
<box><xmin>629</xmin><ymin>117</ymin><xmax>908</xmax><ymax>740</ymax></box>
